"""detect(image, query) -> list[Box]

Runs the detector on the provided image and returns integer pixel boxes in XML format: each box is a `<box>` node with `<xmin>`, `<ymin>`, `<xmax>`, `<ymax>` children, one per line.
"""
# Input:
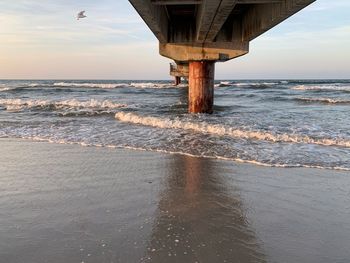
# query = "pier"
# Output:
<box><xmin>129</xmin><ymin>0</ymin><xmax>315</xmax><ymax>113</ymax></box>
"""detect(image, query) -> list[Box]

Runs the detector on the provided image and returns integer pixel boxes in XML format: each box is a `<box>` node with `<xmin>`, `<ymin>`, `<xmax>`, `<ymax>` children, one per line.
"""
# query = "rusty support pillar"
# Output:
<box><xmin>188</xmin><ymin>61</ymin><xmax>215</xmax><ymax>114</ymax></box>
<box><xmin>174</xmin><ymin>76</ymin><xmax>181</xmax><ymax>86</ymax></box>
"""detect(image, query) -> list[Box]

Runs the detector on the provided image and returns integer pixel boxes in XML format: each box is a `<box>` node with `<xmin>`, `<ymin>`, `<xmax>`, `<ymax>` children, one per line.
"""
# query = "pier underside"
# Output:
<box><xmin>129</xmin><ymin>0</ymin><xmax>315</xmax><ymax>113</ymax></box>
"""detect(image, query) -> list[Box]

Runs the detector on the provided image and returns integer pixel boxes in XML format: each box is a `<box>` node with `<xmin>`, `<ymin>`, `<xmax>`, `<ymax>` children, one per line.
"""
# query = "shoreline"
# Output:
<box><xmin>3</xmin><ymin>137</ymin><xmax>349</xmax><ymax>172</ymax></box>
<box><xmin>1</xmin><ymin>138</ymin><xmax>350</xmax><ymax>262</ymax></box>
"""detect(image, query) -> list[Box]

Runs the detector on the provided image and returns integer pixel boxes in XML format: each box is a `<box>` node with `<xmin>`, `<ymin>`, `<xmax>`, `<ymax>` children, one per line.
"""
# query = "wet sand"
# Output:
<box><xmin>0</xmin><ymin>139</ymin><xmax>349</xmax><ymax>263</ymax></box>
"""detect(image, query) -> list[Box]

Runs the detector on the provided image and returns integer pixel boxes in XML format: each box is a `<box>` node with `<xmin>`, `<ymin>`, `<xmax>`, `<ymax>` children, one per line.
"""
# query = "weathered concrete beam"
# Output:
<box><xmin>238</xmin><ymin>0</ymin><xmax>283</xmax><ymax>3</ymax></box>
<box><xmin>151</xmin><ymin>0</ymin><xmax>202</xmax><ymax>4</ymax></box>
<box><xmin>242</xmin><ymin>0</ymin><xmax>316</xmax><ymax>41</ymax></box>
<box><xmin>129</xmin><ymin>0</ymin><xmax>168</xmax><ymax>43</ymax></box>
<box><xmin>196</xmin><ymin>0</ymin><xmax>221</xmax><ymax>42</ymax></box>
<box><xmin>152</xmin><ymin>0</ymin><xmax>283</xmax><ymax>5</ymax></box>
<box><xmin>170</xmin><ymin>63</ymin><xmax>189</xmax><ymax>77</ymax></box>
<box><xmin>160</xmin><ymin>41</ymin><xmax>249</xmax><ymax>62</ymax></box>
<box><xmin>215</xmin><ymin>14</ymin><xmax>243</xmax><ymax>43</ymax></box>
<box><xmin>205</xmin><ymin>0</ymin><xmax>238</xmax><ymax>42</ymax></box>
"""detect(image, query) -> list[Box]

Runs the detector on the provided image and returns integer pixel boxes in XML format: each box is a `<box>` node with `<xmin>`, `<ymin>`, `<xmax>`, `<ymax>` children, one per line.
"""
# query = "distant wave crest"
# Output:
<box><xmin>214</xmin><ymin>81</ymin><xmax>280</xmax><ymax>89</ymax></box>
<box><xmin>292</xmin><ymin>85</ymin><xmax>350</xmax><ymax>92</ymax></box>
<box><xmin>0</xmin><ymin>98</ymin><xmax>127</xmax><ymax>111</ymax></box>
<box><xmin>53</xmin><ymin>82</ymin><xmax>128</xmax><ymax>89</ymax></box>
<box><xmin>130</xmin><ymin>82</ymin><xmax>167</xmax><ymax>88</ymax></box>
<box><xmin>0</xmin><ymin>87</ymin><xmax>11</xmax><ymax>92</ymax></box>
<box><xmin>296</xmin><ymin>97</ymin><xmax>350</xmax><ymax>104</ymax></box>
<box><xmin>52</xmin><ymin>82</ymin><xmax>180</xmax><ymax>89</ymax></box>
<box><xmin>115</xmin><ymin>112</ymin><xmax>350</xmax><ymax>148</ymax></box>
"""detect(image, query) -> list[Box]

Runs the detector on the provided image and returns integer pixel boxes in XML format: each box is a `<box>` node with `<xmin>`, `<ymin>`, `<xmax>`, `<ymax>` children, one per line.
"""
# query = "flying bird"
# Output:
<box><xmin>77</xmin><ymin>11</ymin><xmax>87</xmax><ymax>20</ymax></box>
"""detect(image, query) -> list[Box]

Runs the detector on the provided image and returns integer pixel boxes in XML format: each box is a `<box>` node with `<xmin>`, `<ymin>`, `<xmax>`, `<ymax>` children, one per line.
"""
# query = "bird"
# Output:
<box><xmin>77</xmin><ymin>11</ymin><xmax>87</xmax><ymax>20</ymax></box>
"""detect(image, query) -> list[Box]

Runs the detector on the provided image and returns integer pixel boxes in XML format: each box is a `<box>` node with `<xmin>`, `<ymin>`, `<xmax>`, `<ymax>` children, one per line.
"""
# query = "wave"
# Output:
<box><xmin>52</xmin><ymin>82</ymin><xmax>178</xmax><ymax>89</ymax></box>
<box><xmin>7</xmin><ymin>136</ymin><xmax>350</xmax><ymax>171</ymax></box>
<box><xmin>0</xmin><ymin>98</ymin><xmax>127</xmax><ymax>111</ymax></box>
<box><xmin>292</xmin><ymin>85</ymin><xmax>350</xmax><ymax>92</ymax></box>
<box><xmin>129</xmin><ymin>82</ymin><xmax>177</xmax><ymax>89</ymax></box>
<box><xmin>235</xmin><ymin>82</ymin><xmax>279</xmax><ymax>86</ymax></box>
<box><xmin>53</xmin><ymin>82</ymin><xmax>128</xmax><ymax>89</ymax></box>
<box><xmin>0</xmin><ymin>87</ymin><xmax>11</xmax><ymax>92</ymax></box>
<box><xmin>2</xmin><ymin>82</ymin><xmax>113</xmax><ymax>90</ymax></box>
<box><xmin>115</xmin><ymin>112</ymin><xmax>350</xmax><ymax>148</ymax></box>
<box><xmin>296</xmin><ymin>97</ymin><xmax>350</xmax><ymax>104</ymax></box>
<box><xmin>215</xmin><ymin>81</ymin><xmax>232</xmax><ymax>88</ymax></box>
<box><xmin>214</xmin><ymin>81</ymin><xmax>280</xmax><ymax>89</ymax></box>
<box><xmin>58</xmin><ymin>110</ymin><xmax>115</xmax><ymax>117</ymax></box>
<box><xmin>28</xmin><ymin>83</ymin><xmax>47</xmax><ymax>87</ymax></box>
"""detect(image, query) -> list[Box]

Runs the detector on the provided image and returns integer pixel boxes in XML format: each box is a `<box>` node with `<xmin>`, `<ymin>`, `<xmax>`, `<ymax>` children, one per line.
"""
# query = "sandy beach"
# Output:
<box><xmin>1</xmin><ymin>138</ymin><xmax>349</xmax><ymax>263</ymax></box>
<box><xmin>1</xmin><ymin>0</ymin><xmax>349</xmax><ymax>262</ymax></box>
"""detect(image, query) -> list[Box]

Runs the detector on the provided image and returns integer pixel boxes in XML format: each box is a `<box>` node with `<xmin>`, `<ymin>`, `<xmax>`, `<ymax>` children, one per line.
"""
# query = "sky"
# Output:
<box><xmin>0</xmin><ymin>0</ymin><xmax>349</xmax><ymax>79</ymax></box>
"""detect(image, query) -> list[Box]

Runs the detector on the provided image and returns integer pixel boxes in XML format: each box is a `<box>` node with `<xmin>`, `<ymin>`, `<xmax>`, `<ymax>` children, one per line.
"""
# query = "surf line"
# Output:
<box><xmin>115</xmin><ymin>112</ymin><xmax>350</xmax><ymax>148</ymax></box>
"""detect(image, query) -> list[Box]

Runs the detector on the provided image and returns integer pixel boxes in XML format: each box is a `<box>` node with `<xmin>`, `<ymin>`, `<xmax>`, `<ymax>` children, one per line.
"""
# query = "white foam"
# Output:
<box><xmin>297</xmin><ymin>97</ymin><xmax>350</xmax><ymax>104</ymax></box>
<box><xmin>234</xmin><ymin>82</ymin><xmax>279</xmax><ymax>86</ymax></box>
<box><xmin>28</xmin><ymin>83</ymin><xmax>43</xmax><ymax>87</ymax></box>
<box><xmin>53</xmin><ymin>82</ymin><xmax>128</xmax><ymax>89</ymax></box>
<box><xmin>15</xmin><ymin>136</ymin><xmax>350</xmax><ymax>171</ymax></box>
<box><xmin>130</xmin><ymin>82</ymin><xmax>172</xmax><ymax>89</ymax></box>
<box><xmin>215</xmin><ymin>81</ymin><xmax>232</xmax><ymax>88</ymax></box>
<box><xmin>292</xmin><ymin>85</ymin><xmax>350</xmax><ymax>92</ymax></box>
<box><xmin>52</xmin><ymin>82</ymin><xmax>176</xmax><ymax>89</ymax></box>
<box><xmin>0</xmin><ymin>87</ymin><xmax>11</xmax><ymax>92</ymax></box>
<box><xmin>0</xmin><ymin>98</ymin><xmax>126</xmax><ymax>110</ymax></box>
<box><xmin>216</xmin><ymin>81</ymin><xmax>286</xmax><ymax>88</ymax></box>
<box><xmin>115</xmin><ymin>112</ymin><xmax>350</xmax><ymax>148</ymax></box>
<box><xmin>214</xmin><ymin>82</ymin><xmax>279</xmax><ymax>88</ymax></box>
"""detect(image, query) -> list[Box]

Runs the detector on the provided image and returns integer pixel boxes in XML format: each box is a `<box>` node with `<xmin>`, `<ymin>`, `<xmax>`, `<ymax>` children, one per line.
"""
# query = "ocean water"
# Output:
<box><xmin>0</xmin><ymin>79</ymin><xmax>349</xmax><ymax>171</ymax></box>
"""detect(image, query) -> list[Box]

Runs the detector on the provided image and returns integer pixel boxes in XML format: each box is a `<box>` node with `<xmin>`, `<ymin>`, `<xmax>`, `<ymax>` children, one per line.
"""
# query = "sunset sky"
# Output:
<box><xmin>0</xmin><ymin>0</ymin><xmax>349</xmax><ymax>79</ymax></box>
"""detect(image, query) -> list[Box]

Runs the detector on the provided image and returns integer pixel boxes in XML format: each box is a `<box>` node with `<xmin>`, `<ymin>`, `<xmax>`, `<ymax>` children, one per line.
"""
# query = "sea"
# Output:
<box><xmin>0</xmin><ymin>79</ymin><xmax>349</xmax><ymax>171</ymax></box>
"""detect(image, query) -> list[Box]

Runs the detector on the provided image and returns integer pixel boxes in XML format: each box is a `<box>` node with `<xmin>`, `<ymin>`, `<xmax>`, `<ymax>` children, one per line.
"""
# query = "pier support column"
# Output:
<box><xmin>174</xmin><ymin>76</ymin><xmax>181</xmax><ymax>86</ymax></box>
<box><xmin>188</xmin><ymin>61</ymin><xmax>215</xmax><ymax>114</ymax></box>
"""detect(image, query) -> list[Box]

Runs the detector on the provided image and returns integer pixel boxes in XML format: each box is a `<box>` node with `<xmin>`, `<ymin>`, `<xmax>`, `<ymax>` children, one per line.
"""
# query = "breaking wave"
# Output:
<box><xmin>215</xmin><ymin>81</ymin><xmax>232</xmax><ymax>88</ymax></box>
<box><xmin>129</xmin><ymin>82</ymin><xmax>178</xmax><ymax>89</ymax></box>
<box><xmin>292</xmin><ymin>85</ymin><xmax>350</xmax><ymax>92</ymax></box>
<box><xmin>52</xmin><ymin>82</ymin><xmax>178</xmax><ymax>89</ymax></box>
<box><xmin>115</xmin><ymin>112</ymin><xmax>350</xmax><ymax>148</ymax></box>
<box><xmin>234</xmin><ymin>82</ymin><xmax>279</xmax><ymax>86</ymax></box>
<box><xmin>296</xmin><ymin>97</ymin><xmax>350</xmax><ymax>104</ymax></box>
<box><xmin>214</xmin><ymin>81</ymin><xmax>280</xmax><ymax>89</ymax></box>
<box><xmin>0</xmin><ymin>87</ymin><xmax>11</xmax><ymax>92</ymax></box>
<box><xmin>53</xmin><ymin>82</ymin><xmax>128</xmax><ymax>89</ymax></box>
<box><xmin>0</xmin><ymin>98</ymin><xmax>127</xmax><ymax>111</ymax></box>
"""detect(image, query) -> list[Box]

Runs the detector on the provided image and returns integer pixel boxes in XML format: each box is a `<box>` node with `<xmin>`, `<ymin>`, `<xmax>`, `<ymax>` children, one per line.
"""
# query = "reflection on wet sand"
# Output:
<box><xmin>145</xmin><ymin>155</ymin><xmax>266</xmax><ymax>262</ymax></box>
<box><xmin>2</xmin><ymin>140</ymin><xmax>350</xmax><ymax>263</ymax></box>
